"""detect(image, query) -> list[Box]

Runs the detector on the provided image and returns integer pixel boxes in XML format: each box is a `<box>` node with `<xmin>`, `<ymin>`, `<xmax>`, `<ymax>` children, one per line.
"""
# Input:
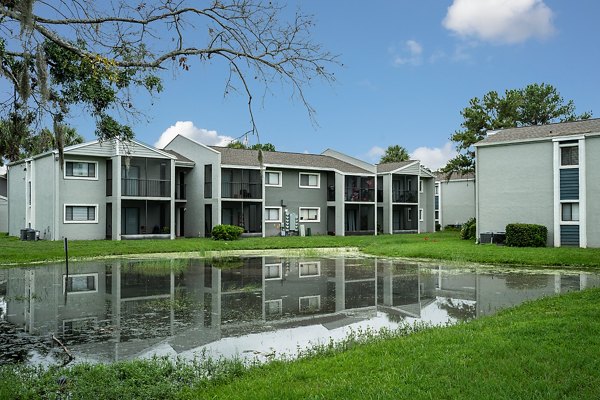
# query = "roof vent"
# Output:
<box><xmin>486</xmin><ymin>130</ymin><xmax>499</xmax><ymax>136</ymax></box>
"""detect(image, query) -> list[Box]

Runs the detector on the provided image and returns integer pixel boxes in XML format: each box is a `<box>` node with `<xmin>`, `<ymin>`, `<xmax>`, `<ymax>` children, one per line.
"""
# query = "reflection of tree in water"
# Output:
<box><xmin>439</xmin><ymin>298</ymin><xmax>476</xmax><ymax>321</ymax></box>
<box><xmin>505</xmin><ymin>274</ymin><xmax>549</xmax><ymax>290</ymax></box>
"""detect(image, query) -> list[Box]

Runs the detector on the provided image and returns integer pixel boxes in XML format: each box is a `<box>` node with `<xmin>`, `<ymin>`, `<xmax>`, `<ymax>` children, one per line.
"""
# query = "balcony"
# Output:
<box><xmin>221</xmin><ymin>182</ymin><xmax>261</xmax><ymax>199</ymax></box>
<box><xmin>122</xmin><ymin>179</ymin><xmax>170</xmax><ymax>197</ymax></box>
<box><xmin>345</xmin><ymin>187</ymin><xmax>375</xmax><ymax>202</ymax></box>
<box><xmin>392</xmin><ymin>190</ymin><xmax>417</xmax><ymax>203</ymax></box>
<box><xmin>176</xmin><ymin>184</ymin><xmax>186</xmax><ymax>200</ymax></box>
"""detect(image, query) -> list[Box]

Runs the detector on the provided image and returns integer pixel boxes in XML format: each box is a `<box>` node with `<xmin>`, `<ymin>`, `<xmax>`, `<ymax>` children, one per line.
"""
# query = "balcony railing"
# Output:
<box><xmin>122</xmin><ymin>179</ymin><xmax>170</xmax><ymax>197</ymax></box>
<box><xmin>221</xmin><ymin>182</ymin><xmax>261</xmax><ymax>199</ymax></box>
<box><xmin>176</xmin><ymin>184</ymin><xmax>186</xmax><ymax>200</ymax></box>
<box><xmin>345</xmin><ymin>188</ymin><xmax>375</xmax><ymax>202</ymax></box>
<box><xmin>392</xmin><ymin>190</ymin><xmax>417</xmax><ymax>203</ymax></box>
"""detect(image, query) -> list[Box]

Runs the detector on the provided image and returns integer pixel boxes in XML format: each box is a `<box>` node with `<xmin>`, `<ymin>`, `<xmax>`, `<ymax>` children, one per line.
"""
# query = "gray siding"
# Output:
<box><xmin>398</xmin><ymin>163</ymin><xmax>420</xmax><ymax>176</ymax></box>
<box><xmin>439</xmin><ymin>179</ymin><xmax>475</xmax><ymax>227</ymax></box>
<box><xmin>0</xmin><ymin>197</ymin><xmax>7</xmax><ymax>232</ymax></box>
<box><xmin>418</xmin><ymin>177</ymin><xmax>434</xmax><ymax>233</ymax></box>
<box><xmin>586</xmin><ymin>136</ymin><xmax>600</xmax><ymax>246</ymax></box>
<box><xmin>164</xmin><ymin>136</ymin><xmax>221</xmax><ymax>237</ymax></box>
<box><xmin>33</xmin><ymin>155</ymin><xmax>57</xmax><ymax>240</ymax></box>
<box><xmin>7</xmin><ymin>163</ymin><xmax>27</xmax><ymax>236</ymax></box>
<box><xmin>59</xmin><ymin>155</ymin><xmax>108</xmax><ymax>240</ymax></box>
<box><xmin>67</xmin><ymin>141</ymin><xmax>114</xmax><ymax>157</ymax></box>
<box><xmin>265</xmin><ymin>168</ymin><xmax>328</xmax><ymax>236</ymax></box>
<box><xmin>477</xmin><ymin>141</ymin><xmax>554</xmax><ymax>244</ymax></box>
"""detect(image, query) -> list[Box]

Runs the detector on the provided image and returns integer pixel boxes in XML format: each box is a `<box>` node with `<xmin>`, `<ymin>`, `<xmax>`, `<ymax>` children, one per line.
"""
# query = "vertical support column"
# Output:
<box><xmin>552</xmin><ymin>141</ymin><xmax>560</xmax><ymax>247</ymax></box>
<box><xmin>113</xmin><ymin>261</ymin><xmax>121</xmax><ymax>361</ymax></box>
<box><xmin>212</xmin><ymin>266</ymin><xmax>222</xmax><ymax>329</ymax></box>
<box><xmin>579</xmin><ymin>138</ymin><xmax>586</xmax><ymax>248</ymax></box>
<box><xmin>170</xmin><ymin>159</ymin><xmax>176</xmax><ymax>240</ymax></box>
<box><xmin>373</xmin><ymin>174</ymin><xmax>378</xmax><ymax>236</ymax></box>
<box><xmin>382</xmin><ymin>174</ymin><xmax>392</xmax><ymax>234</ymax></box>
<box><xmin>335</xmin><ymin>172</ymin><xmax>345</xmax><ymax>236</ymax></box>
<box><xmin>383</xmin><ymin>262</ymin><xmax>393</xmax><ymax>307</ymax></box>
<box><xmin>113</xmin><ymin>154</ymin><xmax>122</xmax><ymax>240</ymax></box>
<box><xmin>554</xmin><ymin>273</ymin><xmax>561</xmax><ymax>294</ymax></box>
<box><xmin>261</xmin><ymin>167</ymin><xmax>266</xmax><ymax>238</ymax></box>
<box><xmin>54</xmin><ymin>157</ymin><xmax>60</xmax><ymax>240</ymax></box>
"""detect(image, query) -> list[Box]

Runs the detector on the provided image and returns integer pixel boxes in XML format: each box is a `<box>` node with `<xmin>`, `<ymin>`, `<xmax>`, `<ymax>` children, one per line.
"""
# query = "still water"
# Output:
<box><xmin>1</xmin><ymin>256</ymin><xmax>598</xmax><ymax>366</ymax></box>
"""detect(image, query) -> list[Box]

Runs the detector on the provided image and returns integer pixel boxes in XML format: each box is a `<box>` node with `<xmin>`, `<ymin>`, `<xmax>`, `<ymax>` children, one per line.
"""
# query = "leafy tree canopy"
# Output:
<box><xmin>0</xmin><ymin>0</ymin><xmax>337</xmax><ymax>164</ymax></box>
<box><xmin>442</xmin><ymin>83</ymin><xmax>591</xmax><ymax>176</ymax></box>
<box><xmin>227</xmin><ymin>141</ymin><xmax>276</xmax><ymax>151</ymax></box>
<box><xmin>379</xmin><ymin>145</ymin><xmax>410</xmax><ymax>164</ymax></box>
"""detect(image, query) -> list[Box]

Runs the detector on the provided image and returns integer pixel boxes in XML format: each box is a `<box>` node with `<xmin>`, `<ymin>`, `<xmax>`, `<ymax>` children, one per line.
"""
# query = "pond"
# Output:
<box><xmin>1</xmin><ymin>255</ymin><xmax>599</xmax><ymax>366</ymax></box>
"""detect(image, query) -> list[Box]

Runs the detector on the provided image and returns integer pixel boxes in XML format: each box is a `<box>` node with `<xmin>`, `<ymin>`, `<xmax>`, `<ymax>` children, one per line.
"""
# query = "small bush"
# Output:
<box><xmin>444</xmin><ymin>225</ymin><xmax>461</xmax><ymax>232</ymax></box>
<box><xmin>505</xmin><ymin>223</ymin><xmax>547</xmax><ymax>247</ymax></box>
<box><xmin>460</xmin><ymin>218</ymin><xmax>476</xmax><ymax>240</ymax></box>
<box><xmin>211</xmin><ymin>224</ymin><xmax>244</xmax><ymax>241</ymax></box>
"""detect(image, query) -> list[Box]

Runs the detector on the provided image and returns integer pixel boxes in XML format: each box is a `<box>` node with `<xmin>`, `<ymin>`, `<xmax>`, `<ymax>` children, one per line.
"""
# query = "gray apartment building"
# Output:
<box><xmin>6</xmin><ymin>134</ymin><xmax>436</xmax><ymax>240</ymax></box>
<box><xmin>434</xmin><ymin>172</ymin><xmax>475</xmax><ymax>229</ymax></box>
<box><xmin>475</xmin><ymin>119</ymin><xmax>600</xmax><ymax>248</ymax></box>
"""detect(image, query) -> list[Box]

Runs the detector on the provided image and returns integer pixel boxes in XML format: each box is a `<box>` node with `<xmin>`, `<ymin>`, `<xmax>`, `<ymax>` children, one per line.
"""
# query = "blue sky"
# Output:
<box><xmin>65</xmin><ymin>0</ymin><xmax>600</xmax><ymax>170</ymax></box>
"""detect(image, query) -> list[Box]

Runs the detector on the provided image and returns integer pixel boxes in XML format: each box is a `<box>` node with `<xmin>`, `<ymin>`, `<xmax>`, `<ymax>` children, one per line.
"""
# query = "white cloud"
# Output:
<box><xmin>154</xmin><ymin>121</ymin><xmax>234</xmax><ymax>149</ymax></box>
<box><xmin>366</xmin><ymin>146</ymin><xmax>385</xmax><ymax>161</ymax></box>
<box><xmin>391</xmin><ymin>40</ymin><xmax>424</xmax><ymax>66</ymax></box>
<box><xmin>443</xmin><ymin>0</ymin><xmax>555</xmax><ymax>44</ymax></box>
<box><xmin>410</xmin><ymin>142</ymin><xmax>457</xmax><ymax>171</ymax></box>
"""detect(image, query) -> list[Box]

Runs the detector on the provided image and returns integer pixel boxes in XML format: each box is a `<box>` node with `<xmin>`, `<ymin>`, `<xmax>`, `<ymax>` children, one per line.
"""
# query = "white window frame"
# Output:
<box><xmin>299</xmin><ymin>261</ymin><xmax>321</xmax><ymax>278</ymax></box>
<box><xmin>265</xmin><ymin>299</ymin><xmax>283</xmax><ymax>316</ymax></box>
<box><xmin>265</xmin><ymin>170</ymin><xmax>282</xmax><ymax>187</ymax></box>
<box><xmin>560</xmin><ymin>201</ymin><xmax>580</xmax><ymax>224</ymax></box>
<box><xmin>264</xmin><ymin>263</ymin><xmax>283</xmax><ymax>280</ymax></box>
<box><xmin>434</xmin><ymin>210</ymin><xmax>440</xmax><ymax>220</ymax></box>
<box><xmin>299</xmin><ymin>207</ymin><xmax>320</xmax><ymax>223</ymax></box>
<box><xmin>299</xmin><ymin>172</ymin><xmax>320</xmax><ymax>189</ymax></box>
<box><xmin>264</xmin><ymin>206</ymin><xmax>282</xmax><ymax>223</ymax></box>
<box><xmin>559</xmin><ymin>144</ymin><xmax>579</xmax><ymax>168</ymax></box>
<box><xmin>419</xmin><ymin>208</ymin><xmax>424</xmax><ymax>221</ymax></box>
<box><xmin>64</xmin><ymin>160</ymin><xmax>99</xmax><ymax>180</ymax></box>
<box><xmin>299</xmin><ymin>295</ymin><xmax>321</xmax><ymax>312</ymax></box>
<box><xmin>63</xmin><ymin>273</ymin><xmax>98</xmax><ymax>294</ymax></box>
<box><xmin>64</xmin><ymin>204</ymin><xmax>98</xmax><ymax>224</ymax></box>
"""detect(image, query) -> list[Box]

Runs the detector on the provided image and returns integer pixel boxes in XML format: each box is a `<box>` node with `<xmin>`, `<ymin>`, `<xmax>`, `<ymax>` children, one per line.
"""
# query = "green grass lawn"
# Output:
<box><xmin>2</xmin><ymin>288</ymin><xmax>599</xmax><ymax>399</ymax></box>
<box><xmin>1</xmin><ymin>231</ymin><xmax>600</xmax><ymax>268</ymax></box>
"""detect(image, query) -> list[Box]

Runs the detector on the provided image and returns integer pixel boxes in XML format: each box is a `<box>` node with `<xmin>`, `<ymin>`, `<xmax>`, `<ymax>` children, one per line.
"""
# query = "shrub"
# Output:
<box><xmin>460</xmin><ymin>218</ymin><xmax>476</xmax><ymax>240</ymax></box>
<box><xmin>444</xmin><ymin>225</ymin><xmax>461</xmax><ymax>232</ymax></box>
<box><xmin>505</xmin><ymin>223</ymin><xmax>547</xmax><ymax>247</ymax></box>
<box><xmin>211</xmin><ymin>224</ymin><xmax>244</xmax><ymax>241</ymax></box>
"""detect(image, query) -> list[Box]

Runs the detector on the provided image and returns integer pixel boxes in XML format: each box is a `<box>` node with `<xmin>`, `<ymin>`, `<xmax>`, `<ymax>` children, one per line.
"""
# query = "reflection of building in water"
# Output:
<box><xmin>3</xmin><ymin>258</ymin><xmax>599</xmax><ymax>363</ymax></box>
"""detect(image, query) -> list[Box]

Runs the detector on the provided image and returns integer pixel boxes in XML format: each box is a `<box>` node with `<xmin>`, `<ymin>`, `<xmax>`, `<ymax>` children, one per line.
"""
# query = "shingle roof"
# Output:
<box><xmin>477</xmin><ymin>118</ymin><xmax>600</xmax><ymax>145</ymax></box>
<box><xmin>435</xmin><ymin>171</ymin><xmax>475</xmax><ymax>181</ymax></box>
<box><xmin>209</xmin><ymin>146</ymin><xmax>372</xmax><ymax>174</ymax></box>
<box><xmin>162</xmin><ymin>149</ymin><xmax>195</xmax><ymax>165</ymax></box>
<box><xmin>376</xmin><ymin>161</ymin><xmax>418</xmax><ymax>173</ymax></box>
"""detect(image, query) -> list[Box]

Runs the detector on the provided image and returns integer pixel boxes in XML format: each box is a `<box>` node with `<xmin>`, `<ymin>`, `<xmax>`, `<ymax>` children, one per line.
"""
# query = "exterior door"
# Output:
<box><xmin>121</xmin><ymin>207</ymin><xmax>139</xmax><ymax>235</ymax></box>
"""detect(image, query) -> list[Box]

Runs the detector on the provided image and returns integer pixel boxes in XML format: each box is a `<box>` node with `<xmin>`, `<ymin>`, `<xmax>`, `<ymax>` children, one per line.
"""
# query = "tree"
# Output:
<box><xmin>379</xmin><ymin>145</ymin><xmax>410</xmax><ymax>164</ymax></box>
<box><xmin>442</xmin><ymin>83</ymin><xmax>591</xmax><ymax>176</ymax></box>
<box><xmin>226</xmin><ymin>141</ymin><xmax>276</xmax><ymax>151</ymax></box>
<box><xmin>0</xmin><ymin>0</ymin><xmax>337</xmax><ymax>165</ymax></box>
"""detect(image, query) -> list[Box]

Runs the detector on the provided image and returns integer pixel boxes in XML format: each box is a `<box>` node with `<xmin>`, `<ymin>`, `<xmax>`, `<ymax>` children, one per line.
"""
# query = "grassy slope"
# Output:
<box><xmin>1</xmin><ymin>289</ymin><xmax>599</xmax><ymax>400</ymax></box>
<box><xmin>2</xmin><ymin>231</ymin><xmax>600</xmax><ymax>268</ymax></box>
<box><xmin>187</xmin><ymin>288</ymin><xmax>600</xmax><ymax>400</ymax></box>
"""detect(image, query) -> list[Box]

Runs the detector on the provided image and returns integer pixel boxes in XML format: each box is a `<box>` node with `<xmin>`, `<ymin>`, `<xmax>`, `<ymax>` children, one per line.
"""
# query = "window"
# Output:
<box><xmin>265</xmin><ymin>171</ymin><xmax>282</xmax><ymax>187</ymax></box>
<box><xmin>419</xmin><ymin>208</ymin><xmax>424</xmax><ymax>221</ymax></box>
<box><xmin>435</xmin><ymin>184</ymin><xmax>439</xmax><ymax>195</ymax></box>
<box><xmin>560</xmin><ymin>146</ymin><xmax>578</xmax><ymax>166</ymax></box>
<box><xmin>265</xmin><ymin>299</ymin><xmax>282</xmax><ymax>316</ymax></box>
<box><xmin>65</xmin><ymin>161</ymin><xmax>97</xmax><ymax>179</ymax></box>
<box><xmin>65</xmin><ymin>205</ymin><xmax>97</xmax><ymax>223</ymax></box>
<box><xmin>299</xmin><ymin>172</ymin><xmax>320</xmax><ymax>188</ymax></box>
<box><xmin>299</xmin><ymin>207</ymin><xmax>320</xmax><ymax>222</ymax></box>
<box><xmin>407</xmin><ymin>179</ymin><xmax>412</xmax><ymax>192</ymax></box>
<box><xmin>299</xmin><ymin>295</ymin><xmax>321</xmax><ymax>312</ymax></box>
<box><xmin>63</xmin><ymin>317</ymin><xmax>97</xmax><ymax>334</ymax></box>
<box><xmin>63</xmin><ymin>274</ymin><xmax>98</xmax><ymax>294</ymax></box>
<box><xmin>561</xmin><ymin>203</ymin><xmax>579</xmax><ymax>222</ymax></box>
<box><xmin>265</xmin><ymin>207</ymin><xmax>282</xmax><ymax>223</ymax></box>
<box><xmin>407</xmin><ymin>207</ymin><xmax>413</xmax><ymax>222</ymax></box>
<box><xmin>265</xmin><ymin>263</ymin><xmax>282</xmax><ymax>280</ymax></box>
<box><xmin>299</xmin><ymin>261</ymin><xmax>320</xmax><ymax>277</ymax></box>
<box><xmin>434</xmin><ymin>210</ymin><xmax>439</xmax><ymax>220</ymax></box>
<box><xmin>419</xmin><ymin>179</ymin><xmax>423</xmax><ymax>192</ymax></box>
